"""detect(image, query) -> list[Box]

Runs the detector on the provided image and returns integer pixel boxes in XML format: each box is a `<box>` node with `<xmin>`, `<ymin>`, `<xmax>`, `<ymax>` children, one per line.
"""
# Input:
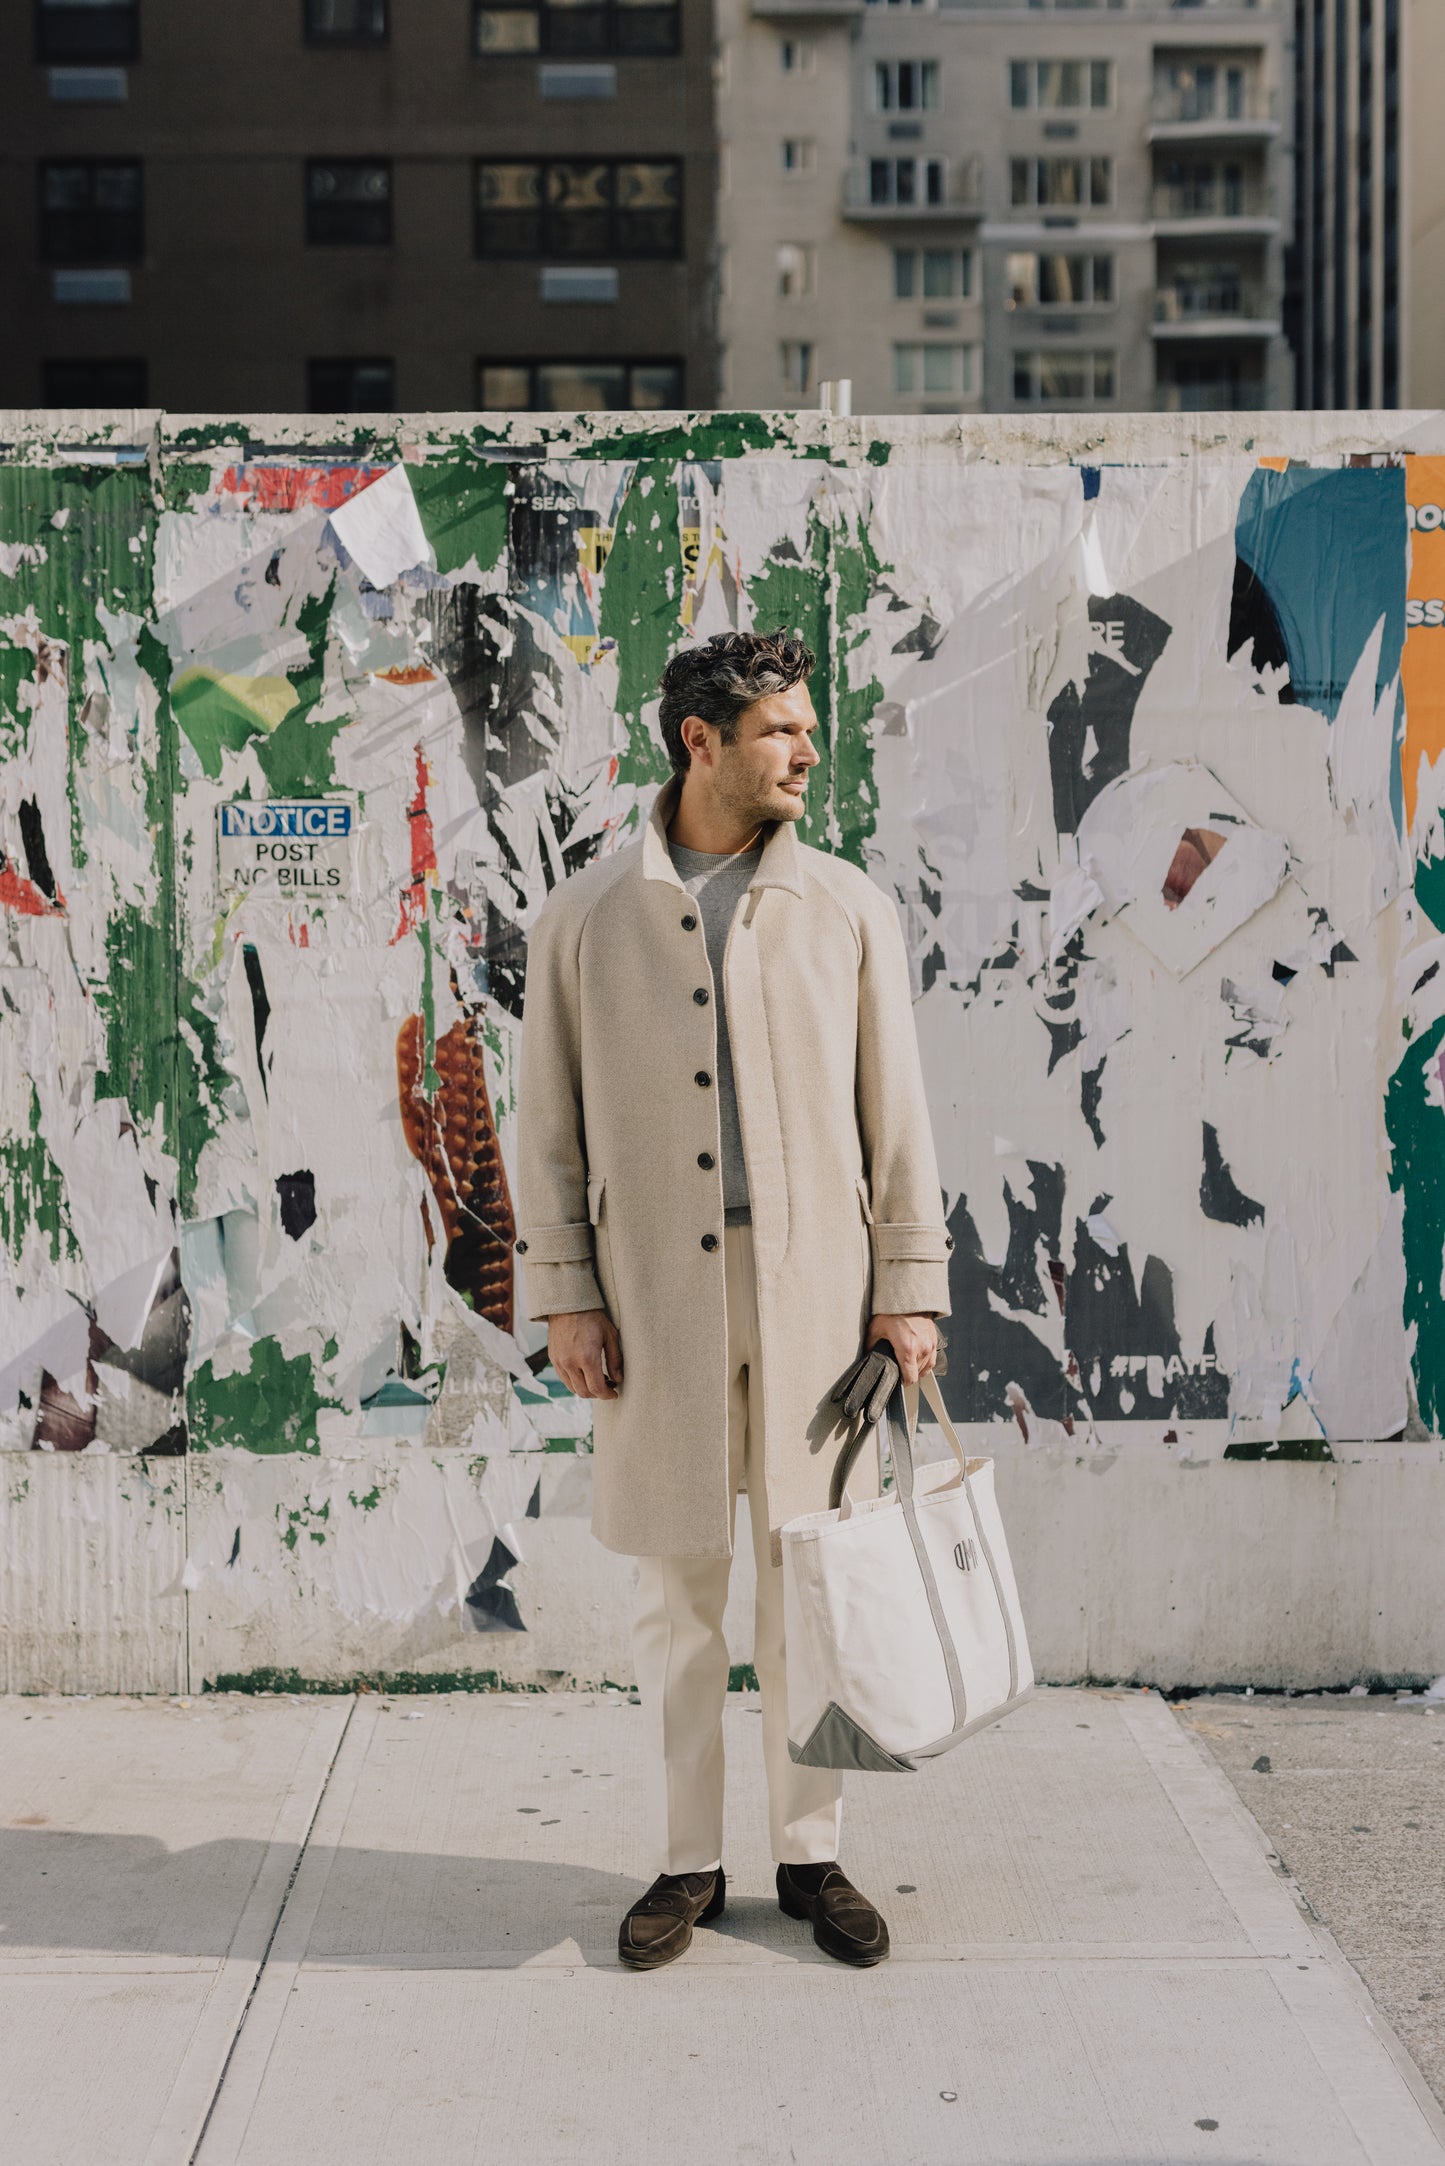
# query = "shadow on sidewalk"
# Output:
<box><xmin>0</xmin><ymin>1828</ymin><xmax>843</xmax><ymax>1968</ymax></box>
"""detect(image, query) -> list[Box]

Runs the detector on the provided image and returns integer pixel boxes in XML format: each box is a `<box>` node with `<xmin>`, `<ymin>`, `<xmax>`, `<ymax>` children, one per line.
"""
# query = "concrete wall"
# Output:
<box><xmin>3</xmin><ymin>406</ymin><xmax>1445</xmax><ymax>1694</ymax></box>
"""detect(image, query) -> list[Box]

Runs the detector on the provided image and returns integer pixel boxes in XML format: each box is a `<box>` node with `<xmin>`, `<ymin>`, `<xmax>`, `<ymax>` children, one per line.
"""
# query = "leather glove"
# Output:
<box><xmin>831</xmin><ymin>1340</ymin><xmax>901</xmax><ymax>1427</ymax></box>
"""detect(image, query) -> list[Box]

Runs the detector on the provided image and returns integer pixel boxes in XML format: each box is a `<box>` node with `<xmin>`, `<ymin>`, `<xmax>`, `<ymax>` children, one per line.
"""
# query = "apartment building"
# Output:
<box><xmin>717</xmin><ymin>0</ymin><xmax>1292</xmax><ymax>416</ymax></box>
<box><xmin>0</xmin><ymin>0</ymin><xmax>717</xmax><ymax>412</ymax></box>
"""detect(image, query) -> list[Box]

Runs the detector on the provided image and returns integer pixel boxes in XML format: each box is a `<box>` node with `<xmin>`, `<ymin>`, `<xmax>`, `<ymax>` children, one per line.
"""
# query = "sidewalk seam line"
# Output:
<box><xmin>186</xmin><ymin>1694</ymin><xmax>357</xmax><ymax>2166</ymax></box>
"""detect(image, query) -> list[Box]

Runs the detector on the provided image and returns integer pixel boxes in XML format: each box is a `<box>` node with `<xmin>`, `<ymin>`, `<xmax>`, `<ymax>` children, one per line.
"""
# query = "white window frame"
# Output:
<box><xmin>1009</xmin><ymin>156</ymin><xmax>1111</xmax><ymax>210</ymax></box>
<box><xmin>777</xmin><ymin>241</ymin><xmax>815</xmax><ymax>300</ymax></box>
<box><xmin>893</xmin><ymin>342</ymin><xmax>978</xmax><ymax>399</ymax></box>
<box><xmin>1008</xmin><ymin>58</ymin><xmax>1112</xmax><ymax>111</ymax></box>
<box><xmin>893</xmin><ymin>245</ymin><xmax>974</xmax><ymax>300</ymax></box>
<box><xmin>1005</xmin><ymin>251</ymin><xmax>1115</xmax><ymax>309</ymax></box>
<box><xmin>873</xmin><ymin>59</ymin><xmax>940</xmax><ymax>112</ymax></box>
<box><xmin>781</xmin><ymin>137</ymin><xmax>817</xmax><ymax>176</ymax></box>
<box><xmin>1011</xmin><ymin>349</ymin><xmax>1116</xmax><ymax>403</ymax></box>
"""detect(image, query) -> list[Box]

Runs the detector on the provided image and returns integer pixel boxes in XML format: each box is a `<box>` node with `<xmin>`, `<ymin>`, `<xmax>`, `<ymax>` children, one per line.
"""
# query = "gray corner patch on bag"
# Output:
<box><xmin>788</xmin><ymin>1702</ymin><xmax>918</xmax><ymax>1774</ymax></box>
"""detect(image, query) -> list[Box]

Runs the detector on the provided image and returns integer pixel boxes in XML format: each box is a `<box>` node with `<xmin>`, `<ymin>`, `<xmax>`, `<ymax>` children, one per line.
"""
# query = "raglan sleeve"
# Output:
<box><xmin>854</xmin><ymin>884</ymin><xmax>953</xmax><ymax>1318</ymax></box>
<box><xmin>514</xmin><ymin>892</ymin><xmax>604</xmax><ymax>1319</ymax></box>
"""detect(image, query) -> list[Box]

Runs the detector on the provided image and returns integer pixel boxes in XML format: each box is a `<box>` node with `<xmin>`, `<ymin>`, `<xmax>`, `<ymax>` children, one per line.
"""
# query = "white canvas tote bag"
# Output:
<box><xmin>782</xmin><ymin>1370</ymin><xmax>1033</xmax><ymax>1772</ymax></box>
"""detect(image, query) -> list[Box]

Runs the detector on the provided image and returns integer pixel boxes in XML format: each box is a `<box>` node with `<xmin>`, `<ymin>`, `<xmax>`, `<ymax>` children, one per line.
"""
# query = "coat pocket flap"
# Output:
<box><xmin>873</xmin><ymin>1221</ymin><xmax>951</xmax><ymax>1263</ymax></box>
<box><xmin>519</xmin><ymin>1220</ymin><xmax>595</xmax><ymax>1264</ymax></box>
<box><xmin>586</xmin><ymin>1174</ymin><xmax>606</xmax><ymax>1226</ymax></box>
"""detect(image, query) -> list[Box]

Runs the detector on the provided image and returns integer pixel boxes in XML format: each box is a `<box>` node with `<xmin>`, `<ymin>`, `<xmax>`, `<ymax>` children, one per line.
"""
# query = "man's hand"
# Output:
<box><xmin>866</xmin><ymin>1313</ymin><xmax>939</xmax><ymax>1387</ymax></box>
<box><xmin>548</xmin><ymin>1308</ymin><xmax>624</xmax><ymax>1400</ymax></box>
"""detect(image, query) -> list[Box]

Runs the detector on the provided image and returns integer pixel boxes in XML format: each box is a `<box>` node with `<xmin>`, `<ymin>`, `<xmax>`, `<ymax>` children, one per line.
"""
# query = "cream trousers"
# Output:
<box><xmin>631</xmin><ymin>1221</ymin><xmax>843</xmax><ymax>1874</ymax></box>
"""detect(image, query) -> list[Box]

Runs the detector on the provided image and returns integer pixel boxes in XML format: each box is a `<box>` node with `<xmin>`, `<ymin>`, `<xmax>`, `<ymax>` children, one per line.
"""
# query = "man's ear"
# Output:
<box><xmin>681</xmin><ymin>714</ymin><xmax>716</xmax><ymax>769</ymax></box>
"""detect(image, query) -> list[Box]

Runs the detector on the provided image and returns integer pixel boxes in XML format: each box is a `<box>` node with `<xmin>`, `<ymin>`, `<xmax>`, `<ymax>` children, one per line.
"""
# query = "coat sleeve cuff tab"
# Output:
<box><xmin>516</xmin><ymin>1220</ymin><xmax>595</xmax><ymax>1265</ymax></box>
<box><xmin>872</xmin><ymin>1222</ymin><xmax>952</xmax><ymax>1264</ymax></box>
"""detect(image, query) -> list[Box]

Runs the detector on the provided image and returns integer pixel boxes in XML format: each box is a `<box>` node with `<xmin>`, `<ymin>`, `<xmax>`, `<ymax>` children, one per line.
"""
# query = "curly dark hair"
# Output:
<box><xmin>657</xmin><ymin>629</ymin><xmax>817</xmax><ymax>777</ymax></box>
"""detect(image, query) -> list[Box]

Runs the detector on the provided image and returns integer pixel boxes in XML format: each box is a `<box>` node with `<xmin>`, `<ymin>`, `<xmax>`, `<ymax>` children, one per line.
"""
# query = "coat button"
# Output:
<box><xmin>697</xmin><ymin>1151</ymin><xmax>715</xmax><ymax>1170</ymax></box>
<box><xmin>693</xmin><ymin>987</ymin><xmax>709</xmax><ymax>1005</ymax></box>
<box><xmin>945</xmin><ymin>1233</ymin><xmax>955</xmax><ymax>1251</ymax></box>
<box><xmin>695</xmin><ymin>1069</ymin><xmax>712</xmax><ymax>1087</ymax></box>
<box><xmin>701</xmin><ymin>1233</ymin><xmax>719</xmax><ymax>1251</ymax></box>
<box><xmin>681</xmin><ymin>913</ymin><xmax>697</xmax><ymax>931</ymax></box>
<box><xmin>515</xmin><ymin>1239</ymin><xmax>528</xmax><ymax>1255</ymax></box>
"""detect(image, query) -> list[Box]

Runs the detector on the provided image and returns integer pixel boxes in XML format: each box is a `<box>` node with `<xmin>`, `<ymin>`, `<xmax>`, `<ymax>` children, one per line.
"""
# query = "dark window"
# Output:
<box><xmin>42</xmin><ymin>356</ymin><xmax>147</xmax><ymax>405</ymax></box>
<box><xmin>304</xmin><ymin>0</ymin><xmax>388</xmax><ymax>43</ymax></box>
<box><xmin>306</xmin><ymin>159</ymin><xmax>392</xmax><ymax>243</ymax></box>
<box><xmin>477</xmin><ymin>357</ymin><xmax>682</xmax><ymax>408</ymax></box>
<box><xmin>474</xmin><ymin>0</ymin><xmax>678</xmax><ymax>58</ymax></box>
<box><xmin>40</xmin><ymin>160</ymin><xmax>143</xmax><ymax>262</ymax></box>
<box><xmin>36</xmin><ymin>0</ymin><xmax>139</xmax><ymax>63</ymax></box>
<box><xmin>308</xmin><ymin>357</ymin><xmax>395</xmax><ymax>411</ymax></box>
<box><xmin>474</xmin><ymin>159</ymin><xmax>682</xmax><ymax>257</ymax></box>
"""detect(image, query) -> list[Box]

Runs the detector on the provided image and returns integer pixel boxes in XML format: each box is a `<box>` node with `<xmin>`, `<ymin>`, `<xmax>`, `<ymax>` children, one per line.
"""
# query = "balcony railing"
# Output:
<box><xmin>1153</xmin><ymin>280</ymin><xmax>1273</xmax><ymax>322</ymax></box>
<box><xmin>1149</xmin><ymin>86</ymin><xmax>1278</xmax><ymax>126</ymax></box>
<box><xmin>843</xmin><ymin>157</ymin><xmax>982</xmax><ymax>219</ymax></box>
<box><xmin>1152</xmin><ymin>179</ymin><xmax>1273</xmax><ymax>221</ymax></box>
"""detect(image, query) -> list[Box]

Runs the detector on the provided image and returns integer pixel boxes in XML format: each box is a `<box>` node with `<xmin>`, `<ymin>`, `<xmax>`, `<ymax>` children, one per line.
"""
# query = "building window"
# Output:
<box><xmin>477</xmin><ymin>358</ymin><xmax>682</xmax><ymax>408</ymax></box>
<box><xmin>780</xmin><ymin>35</ymin><xmax>813</xmax><ymax>72</ymax></box>
<box><xmin>308</xmin><ymin>357</ymin><xmax>395</xmax><ymax>410</ymax></box>
<box><xmin>1006</xmin><ymin>251</ymin><xmax>1113</xmax><ymax>307</ymax></box>
<box><xmin>870</xmin><ymin>158</ymin><xmax>945</xmax><ymax>207</ymax></box>
<box><xmin>304</xmin><ymin>0</ymin><xmax>388</xmax><ymax>44</ymax></box>
<box><xmin>36</xmin><ymin>0</ymin><xmax>139</xmax><ymax>63</ymax></box>
<box><xmin>893</xmin><ymin>246</ymin><xmax>972</xmax><ymax>299</ymax></box>
<box><xmin>306</xmin><ymin>159</ymin><xmax>392</xmax><ymax>243</ymax></box>
<box><xmin>781</xmin><ymin>138</ymin><xmax>816</xmax><ymax>175</ymax></box>
<box><xmin>893</xmin><ymin>343</ymin><xmax>977</xmax><ymax>399</ymax></box>
<box><xmin>1009</xmin><ymin>157</ymin><xmax>1110</xmax><ymax>209</ymax></box>
<box><xmin>475</xmin><ymin>159</ymin><xmax>682</xmax><ymax>257</ymax></box>
<box><xmin>1156</xmin><ymin>60</ymin><xmax>1249</xmax><ymax>123</ymax></box>
<box><xmin>777</xmin><ymin>242</ymin><xmax>815</xmax><ymax>299</ymax></box>
<box><xmin>42</xmin><ymin>356</ymin><xmax>147</xmax><ymax>404</ymax></box>
<box><xmin>1154</xmin><ymin>158</ymin><xmax>1250</xmax><ymax>219</ymax></box>
<box><xmin>474</xmin><ymin>0</ymin><xmax>677</xmax><ymax>57</ymax></box>
<box><xmin>863</xmin><ymin>0</ymin><xmax>929</xmax><ymax>10</ymax></box>
<box><xmin>40</xmin><ymin>161</ymin><xmax>143</xmax><ymax>262</ymax></box>
<box><xmin>780</xmin><ymin>341</ymin><xmax>814</xmax><ymax>395</ymax></box>
<box><xmin>874</xmin><ymin>60</ymin><xmax>939</xmax><ymax>112</ymax></box>
<box><xmin>1012</xmin><ymin>349</ymin><xmax>1115</xmax><ymax>402</ymax></box>
<box><xmin>1008</xmin><ymin>59</ymin><xmax>1110</xmax><ymax>109</ymax></box>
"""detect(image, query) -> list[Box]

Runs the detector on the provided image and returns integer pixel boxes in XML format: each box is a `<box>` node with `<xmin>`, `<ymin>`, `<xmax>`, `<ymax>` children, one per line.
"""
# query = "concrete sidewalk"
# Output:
<box><xmin>2</xmin><ymin>1688</ymin><xmax>1442</xmax><ymax>2166</ymax></box>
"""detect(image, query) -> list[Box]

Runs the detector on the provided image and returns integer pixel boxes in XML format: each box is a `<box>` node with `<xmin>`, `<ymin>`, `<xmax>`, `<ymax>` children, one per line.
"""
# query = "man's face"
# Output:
<box><xmin>694</xmin><ymin>682</ymin><xmax>821</xmax><ymax>825</ymax></box>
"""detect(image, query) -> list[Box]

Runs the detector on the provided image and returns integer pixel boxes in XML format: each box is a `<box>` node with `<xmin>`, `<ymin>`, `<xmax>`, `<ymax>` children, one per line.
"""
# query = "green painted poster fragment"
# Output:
<box><xmin>0</xmin><ymin>464</ymin><xmax>153</xmax><ymax>668</ymax></box>
<box><xmin>596</xmin><ymin>460</ymin><xmax>680</xmax><ymax>786</ymax></box>
<box><xmin>0</xmin><ymin>641</ymin><xmax>35</xmax><ymax>757</ymax></box>
<box><xmin>1415</xmin><ymin>851</ymin><xmax>1445</xmax><ymax>935</ymax></box>
<box><xmin>410</xmin><ymin>451</ymin><xmax>509</xmax><ymax>580</ymax></box>
<box><xmin>0</xmin><ymin>1088</ymin><xmax>76</xmax><ymax>1264</ymax></box>
<box><xmin>189</xmin><ymin>1336</ymin><xmax>338</xmax><ymax>1454</ymax></box>
<box><xmin>172</xmin><ymin>667</ymin><xmax>298</xmax><ymax>779</ymax></box>
<box><xmin>578</xmin><ymin>413</ymin><xmax>779</xmax><ymax>464</ymax></box>
<box><xmin>256</xmin><ymin>580</ymin><xmax>346</xmax><ymax>794</ymax></box>
<box><xmin>1385</xmin><ymin>1008</ymin><xmax>1445</xmax><ymax>1432</ymax></box>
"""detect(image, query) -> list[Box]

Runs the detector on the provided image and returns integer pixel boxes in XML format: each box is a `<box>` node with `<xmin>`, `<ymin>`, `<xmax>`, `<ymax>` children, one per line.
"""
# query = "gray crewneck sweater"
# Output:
<box><xmin>668</xmin><ymin>837</ymin><xmax>764</xmax><ymax>1223</ymax></box>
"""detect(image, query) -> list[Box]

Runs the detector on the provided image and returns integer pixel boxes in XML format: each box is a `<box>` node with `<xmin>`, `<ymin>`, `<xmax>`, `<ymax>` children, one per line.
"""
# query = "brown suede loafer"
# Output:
<box><xmin>618</xmin><ymin>1868</ymin><xmax>726</xmax><ymax>1971</ymax></box>
<box><xmin>777</xmin><ymin>1862</ymin><xmax>890</xmax><ymax>1967</ymax></box>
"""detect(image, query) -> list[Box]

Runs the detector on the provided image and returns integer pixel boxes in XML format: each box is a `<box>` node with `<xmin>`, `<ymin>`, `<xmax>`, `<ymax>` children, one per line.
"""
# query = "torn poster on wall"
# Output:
<box><xmin>0</xmin><ymin>419</ymin><xmax>1438</xmax><ymax>1636</ymax></box>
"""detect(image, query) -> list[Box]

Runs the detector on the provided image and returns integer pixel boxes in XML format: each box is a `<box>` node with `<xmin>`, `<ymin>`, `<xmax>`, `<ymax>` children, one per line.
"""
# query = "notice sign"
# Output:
<box><xmin>218</xmin><ymin>800</ymin><xmax>354</xmax><ymax>897</ymax></box>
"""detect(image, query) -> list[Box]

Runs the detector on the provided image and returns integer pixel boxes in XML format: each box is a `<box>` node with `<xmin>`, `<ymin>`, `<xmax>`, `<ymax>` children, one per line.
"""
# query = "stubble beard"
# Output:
<box><xmin>716</xmin><ymin>751</ymin><xmax>807</xmax><ymax>830</ymax></box>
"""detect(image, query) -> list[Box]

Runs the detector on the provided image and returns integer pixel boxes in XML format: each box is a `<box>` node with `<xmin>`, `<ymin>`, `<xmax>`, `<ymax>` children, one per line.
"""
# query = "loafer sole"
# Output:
<box><xmin>619</xmin><ymin>1874</ymin><xmax>725</xmax><ymax>1971</ymax></box>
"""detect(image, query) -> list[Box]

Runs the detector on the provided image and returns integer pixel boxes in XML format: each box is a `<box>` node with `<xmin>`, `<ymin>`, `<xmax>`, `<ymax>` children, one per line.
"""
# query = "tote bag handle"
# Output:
<box><xmin>830</xmin><ymin>1357</ymin><xmax>968</xmax><ymax>1516</ymax></box>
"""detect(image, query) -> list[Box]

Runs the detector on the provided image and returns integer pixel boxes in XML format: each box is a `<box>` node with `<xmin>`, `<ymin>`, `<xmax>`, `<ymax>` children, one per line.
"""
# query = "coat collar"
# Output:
<box><xmin>642</xmin><ymin>775</ymin><xmax>806</xmax><ymax>899</ymax></box>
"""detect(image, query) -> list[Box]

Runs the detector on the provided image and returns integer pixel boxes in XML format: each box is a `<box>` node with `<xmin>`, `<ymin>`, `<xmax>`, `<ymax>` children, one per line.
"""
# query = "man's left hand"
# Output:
<box><xmin>866</xmin><ymin>1313</ymin><xmax>939</xmax><ymax>1387</ymax></box>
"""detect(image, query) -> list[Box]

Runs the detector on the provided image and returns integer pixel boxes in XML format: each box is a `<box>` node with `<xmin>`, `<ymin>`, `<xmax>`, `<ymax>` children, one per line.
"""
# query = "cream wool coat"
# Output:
<box><xmin>515</xmin><ymin>776</ymin><xmax>953</xmax><ymax>1563</ymax></box>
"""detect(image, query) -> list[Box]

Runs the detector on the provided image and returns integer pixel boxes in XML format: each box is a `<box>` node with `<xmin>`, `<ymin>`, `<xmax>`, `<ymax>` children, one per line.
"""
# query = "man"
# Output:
<box><xmin>515</xmin><ymin>629</ymin><xmax>952</xmax><ymax>1971</ymax></box>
